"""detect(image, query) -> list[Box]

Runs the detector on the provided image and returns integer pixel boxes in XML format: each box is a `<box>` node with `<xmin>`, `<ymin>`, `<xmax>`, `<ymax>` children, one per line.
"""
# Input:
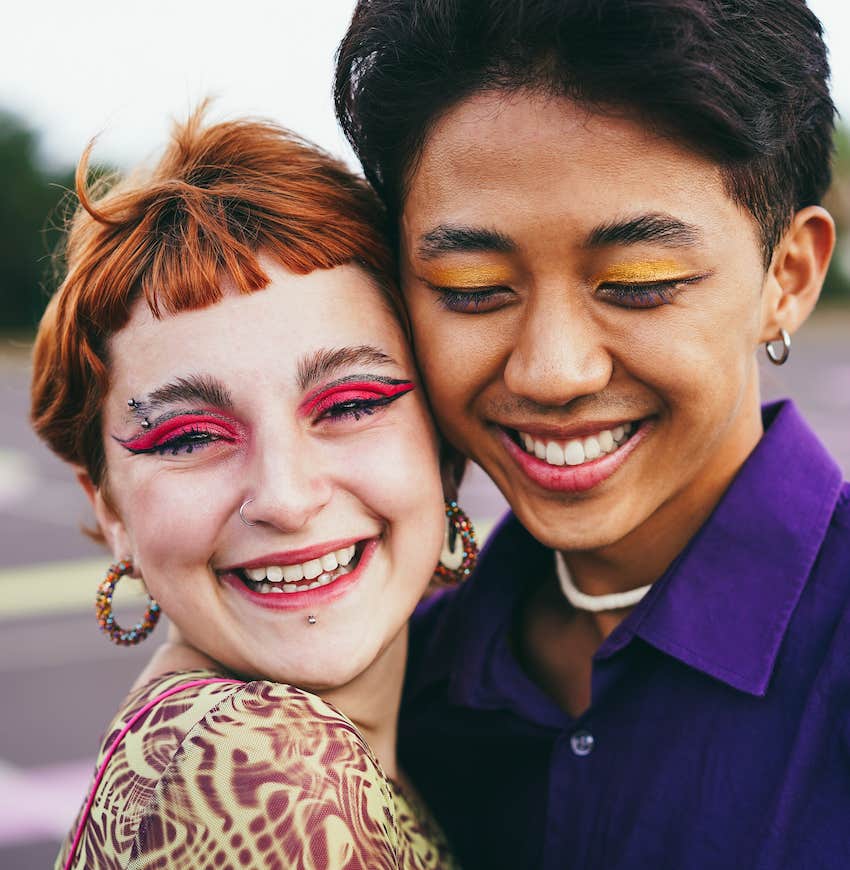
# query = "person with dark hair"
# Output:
<box><xmin>335</xmin><ymin>2</ymin><xmax>850</xmax><ymax>868</ymax></box>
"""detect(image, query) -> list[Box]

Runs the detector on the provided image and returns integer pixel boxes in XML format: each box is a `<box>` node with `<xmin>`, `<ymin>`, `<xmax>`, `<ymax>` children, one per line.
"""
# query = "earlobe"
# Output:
<box><xmin>76</xmin><ymin>469</ymin><xmax>135</xmax><ymax>568</ymax></box>
<box><xmin>759</xmin><ymin>206</ymin><xmax>835</xmax><ymax>342</ymax></box>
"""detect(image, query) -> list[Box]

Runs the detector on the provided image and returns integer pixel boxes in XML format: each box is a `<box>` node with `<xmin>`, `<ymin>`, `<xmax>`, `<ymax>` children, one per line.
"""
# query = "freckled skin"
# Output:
<box><xmin>400</xmin><ymin>91</ymin><xmax>776</xmax><ymax>587</ymax></box>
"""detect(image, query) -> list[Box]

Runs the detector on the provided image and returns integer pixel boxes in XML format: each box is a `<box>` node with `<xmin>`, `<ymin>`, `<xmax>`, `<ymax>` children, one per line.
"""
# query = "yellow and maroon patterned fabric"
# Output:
<box><xmin>57</xmin><ymin>670</ymin><xmax>459</xmax><ymax>869</ymax></box>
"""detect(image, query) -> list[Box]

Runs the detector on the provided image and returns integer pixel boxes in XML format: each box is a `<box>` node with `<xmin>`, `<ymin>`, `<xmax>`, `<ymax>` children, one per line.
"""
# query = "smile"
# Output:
<box><xmin>239</xmin><ymin>543</ymin><xmax>361</xmax><ymax>594</ymax></box>
<box><xmin>498</xmin><ymin>418</ymin><xmax>652</xmax><ymax>493</ymax></box>
<box><xmin>516</xmin><ymin>423</ymin><xmax>634</xmax><ymax>467</ymax></box>
<box><xmin>218</xmin><ymin>537</ymin><xmax>377</xmax><ymax>611</ymax></box>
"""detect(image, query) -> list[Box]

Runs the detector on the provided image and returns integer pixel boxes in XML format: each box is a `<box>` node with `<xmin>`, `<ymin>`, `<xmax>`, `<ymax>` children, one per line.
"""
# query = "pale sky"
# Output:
<box><xmin>2</xmin><ymin>0</ymin><xmax>849</xmax><ymax>172</ymax></box>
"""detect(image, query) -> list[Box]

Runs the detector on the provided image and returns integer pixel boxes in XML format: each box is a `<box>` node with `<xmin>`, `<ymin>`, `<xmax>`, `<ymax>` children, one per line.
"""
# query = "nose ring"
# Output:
<box><xmin>239</xmin><ymin>498</ymin><xmax>257</xmax><ymax>527</ymax></box>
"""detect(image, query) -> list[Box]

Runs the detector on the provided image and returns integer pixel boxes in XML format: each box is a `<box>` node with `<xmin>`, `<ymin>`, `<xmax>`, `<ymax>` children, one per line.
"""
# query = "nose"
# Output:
<box><xmin>240</xmin><ymin>430</ymin><xmax>333</xmax><ymax>533</ymax></box>
<box><xmin>503</xmin><ymin>292</ymin><xmax>613</xmax><ymax>407</ymax></box>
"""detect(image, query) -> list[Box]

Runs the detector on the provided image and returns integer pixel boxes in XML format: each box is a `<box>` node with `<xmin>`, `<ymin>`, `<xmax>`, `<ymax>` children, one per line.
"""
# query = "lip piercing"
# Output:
<box><xmin>307</xmin><ymin>615</ymin><xmax>317</xmax><ymax>625</ymax></box>
<box><xmin>239</xmin><ymin>498</ymin><xmax>257</xmax><ymax>527</ymax></box>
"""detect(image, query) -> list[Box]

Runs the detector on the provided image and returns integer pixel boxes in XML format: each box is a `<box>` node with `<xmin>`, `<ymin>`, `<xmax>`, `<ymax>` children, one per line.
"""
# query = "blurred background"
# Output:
<box><xmin>1</xmin><ymin>1</ymin><xmax>848</xmax><ymax>867</ymax></box>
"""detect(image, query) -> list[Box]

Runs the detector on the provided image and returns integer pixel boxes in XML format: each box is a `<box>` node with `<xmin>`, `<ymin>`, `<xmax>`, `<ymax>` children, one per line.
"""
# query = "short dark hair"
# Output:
<box><xmin>335</xmin><ymin>0</ymin><xmax>835</xmax><ymax>264</ymax></box>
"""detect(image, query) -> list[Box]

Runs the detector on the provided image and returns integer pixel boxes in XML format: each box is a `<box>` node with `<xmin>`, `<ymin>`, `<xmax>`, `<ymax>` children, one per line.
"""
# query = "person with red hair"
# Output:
<box><xmin>32</xmin><ymin>108</ymin><xmax>465</xmax><ymax>869</ymax></box>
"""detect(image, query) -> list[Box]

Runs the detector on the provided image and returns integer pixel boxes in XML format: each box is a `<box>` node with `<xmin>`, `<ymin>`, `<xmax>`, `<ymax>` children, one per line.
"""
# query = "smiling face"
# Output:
<box><xmin>401</xmin><ymin>91</ymin><xmax>777</xmax><ymax>558</ymax></box>
<box><xmin>94</xmin><ymin>259</ymin><xmax>445</xmax><ymax>690</ymax></box>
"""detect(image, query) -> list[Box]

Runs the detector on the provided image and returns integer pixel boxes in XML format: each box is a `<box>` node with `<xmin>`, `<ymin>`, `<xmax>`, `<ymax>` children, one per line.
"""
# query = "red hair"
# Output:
<box><xmin>31</xmin><ymin>106</ymin><xmax>398</xmax><ymax>487</ymax></box>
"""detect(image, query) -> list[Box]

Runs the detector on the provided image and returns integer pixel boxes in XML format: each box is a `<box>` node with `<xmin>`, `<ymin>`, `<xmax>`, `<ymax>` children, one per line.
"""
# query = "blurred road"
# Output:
<box><xmin>1</xmin><ymin>310</ymin><xmax>848</xmax><ymax>868</ymax></box>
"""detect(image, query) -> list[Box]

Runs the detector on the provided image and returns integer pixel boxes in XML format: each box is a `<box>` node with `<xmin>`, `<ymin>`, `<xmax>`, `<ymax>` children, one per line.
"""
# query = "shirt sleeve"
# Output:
<box><xmin>126</xmin><ymin>679</ymin><xmax>401</xmax><ymax>870</ymax></box>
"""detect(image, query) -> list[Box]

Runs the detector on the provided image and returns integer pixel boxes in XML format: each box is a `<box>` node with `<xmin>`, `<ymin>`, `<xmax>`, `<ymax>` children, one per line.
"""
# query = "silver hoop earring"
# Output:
<box><xmin>765</xmin><ymin>328</ymin><xmax>791</xmax><ymax>366</ymax></box>
<box><xmin>239</xmin><ymin>498</ymin><xmax>257</xmax><ymax>527</ymax></box>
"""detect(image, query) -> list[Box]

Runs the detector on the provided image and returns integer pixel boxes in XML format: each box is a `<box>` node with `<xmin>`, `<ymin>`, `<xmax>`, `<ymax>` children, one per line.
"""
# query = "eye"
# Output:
<box><xmin>596</xmin><ymin>276</ymin><xmax>703</xmax><ymax>309</ymax></box>
<box><xmin>432</xmin><ymin>286</ymin><xmax>514</xmax><ymax>313</ymax></box>
<box><xmin>303</xmin><ymin>380</ymin><xmax>415</xmax><ymax>426</ymax></box>
<box><xmin>116</xmin><ymin>414</ymin><xmax>241</xmax><ymax>457</ymax></box>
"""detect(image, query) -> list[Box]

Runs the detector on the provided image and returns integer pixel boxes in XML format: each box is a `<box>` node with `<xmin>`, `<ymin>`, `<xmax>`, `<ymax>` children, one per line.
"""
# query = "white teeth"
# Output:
<box><xmin>545</xmin><ymin>442</ymin><xmax>565</xmax><ymax>466</ymax></box>
<box><xmin>241</xmin><ymin>542</ymin><xmax>361</xmax><ymax>593</ymax></box>
<box><xmin>302</xmin><ymin>559</ymin><xmax>322</xmax><ymax>580</ymax></box>
<box><xmin>336</xmin><ymin>546</ymin><xmax>355</xmax><ymax>567</ymax></box>
<box><xmin>564</xmin><ymin>440</ymin><xmax>585</xmax><ymax>466</ymax></box>
<box><xmin>583</xmin><ymin>436</ymin><xmax>601</xmax><ymax>460</ymax></box>
<box><xmin>282</xmin><ymin>564</ymin><xmax>304</xmax><ymax>583</ymax></box>
<box><xmin>598</xmin><ymin>430</ymin><xmax>615</xmax><ymax>453</ymax></box>
<box><xmin>517</xmin><ymin>423</ymin><xmax>637</xmax><ymax>468</ymax></box>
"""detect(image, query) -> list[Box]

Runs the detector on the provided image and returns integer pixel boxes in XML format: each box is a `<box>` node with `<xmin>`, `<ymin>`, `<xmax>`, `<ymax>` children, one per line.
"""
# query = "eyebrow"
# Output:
<box><xmin>140</xmin><ymin>375</ymin><xmax>233</xmax><ymax>413</ymax></box>
<box><xmin>585</xmin><ymin>213</ymin><xmax>702</xmax><ymax>249</ymax></box>
<box><xmin>297</xmin><ymin>345</ymin><xmax>398</xmax><ymax>392</ymax></box>
<box><xmin>417</xmin><ymin>225</ymin><xmax>516</xmax><ymax>260</ymax></box>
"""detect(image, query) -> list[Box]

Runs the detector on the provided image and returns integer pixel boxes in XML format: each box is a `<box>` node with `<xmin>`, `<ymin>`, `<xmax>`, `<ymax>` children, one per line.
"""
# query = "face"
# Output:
<box><xmin>95</xmin><ymin>259</ymin><xmax>445</xmax><ymax>690</ymax></box>
<box><xmin>401</xmin><ymin>91</ymin><xmax>774</xmax><ymax>555</ymax></box>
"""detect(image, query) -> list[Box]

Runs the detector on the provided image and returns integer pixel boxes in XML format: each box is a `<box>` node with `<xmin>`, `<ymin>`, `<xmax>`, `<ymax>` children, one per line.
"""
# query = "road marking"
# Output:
<box><xmin>0</xmin><ymin>449</ymin><xmax>36</xmax><ymax>507</ymax></box>
<box><xmin>0</xmin><ymin>757</ymin><xmax>92</xmax><ymax>846</ymax></box>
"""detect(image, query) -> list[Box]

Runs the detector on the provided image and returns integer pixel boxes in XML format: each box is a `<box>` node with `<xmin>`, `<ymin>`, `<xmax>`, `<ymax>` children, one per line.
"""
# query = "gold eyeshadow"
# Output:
<box><xmin>421</xmin><ymin>264</ymin><xmax>515</xmax><ymax>287</ymax></box>
<box><xmin>593</xmin><ymin>260</ymin><xmax>697</xmax><ymax>284</ymax></box>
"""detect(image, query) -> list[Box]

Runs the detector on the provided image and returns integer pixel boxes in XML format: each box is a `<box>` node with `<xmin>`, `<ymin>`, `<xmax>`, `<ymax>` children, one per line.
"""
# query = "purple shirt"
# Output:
<box><xmin>399</xmin><ymin>401</ymin><xmax>850</xmax><ymax>869</ymax></box>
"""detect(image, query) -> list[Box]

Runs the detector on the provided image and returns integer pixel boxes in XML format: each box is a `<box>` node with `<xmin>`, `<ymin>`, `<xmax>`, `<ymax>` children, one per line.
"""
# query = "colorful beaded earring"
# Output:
<box><xmin>96</xmin><ymin>559</ymin><xmax>161</xmax><ymax>645</ymax></box>
<box><xmin>433</xmin><ymin>500</ymin><xmax>478</xmax><ymax>586</ymax></box>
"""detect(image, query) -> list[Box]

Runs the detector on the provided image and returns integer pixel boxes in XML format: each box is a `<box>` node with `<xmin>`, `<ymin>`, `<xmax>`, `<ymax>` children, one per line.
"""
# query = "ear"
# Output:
<box><xmin>759</xmin><ymin>206</ymin><xmax>835</xmax><ymax>342</ymax></box>
<box><xmin>76</xmin><ymin>469</ymin><xmax>137</xmax><ymax>573</ymax></box>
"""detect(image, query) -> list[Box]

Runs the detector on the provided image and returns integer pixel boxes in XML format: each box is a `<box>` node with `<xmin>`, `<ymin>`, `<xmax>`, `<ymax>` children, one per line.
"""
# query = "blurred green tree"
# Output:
<box><xmin>0</xmin><ymin>111</ymin><xmax>78</xmax><ymax>330</ymax></box>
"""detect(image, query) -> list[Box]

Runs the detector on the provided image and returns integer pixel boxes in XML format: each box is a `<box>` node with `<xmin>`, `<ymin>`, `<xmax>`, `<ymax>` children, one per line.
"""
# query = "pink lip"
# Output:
<box><xmin>219</xmin><ymin>538</ymin><xmax>379</xmax><ymax>612</ymax></box>
<box><xmin>498</xmin><ymin>420</ymin><xmax>653</xmax><ymax>493</ymax></box>
<box><xmin>219</xmin><ymin>536</ymin><xmax>367</xmax><ymax>572</ymax></box>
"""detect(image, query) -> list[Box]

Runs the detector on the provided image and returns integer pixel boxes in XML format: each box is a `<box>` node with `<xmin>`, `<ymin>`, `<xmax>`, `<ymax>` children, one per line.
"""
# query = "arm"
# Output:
<box><xmin>127</xmin><ymin>680</ymin><xmax>400</xmax><ymax>870</ymax></box>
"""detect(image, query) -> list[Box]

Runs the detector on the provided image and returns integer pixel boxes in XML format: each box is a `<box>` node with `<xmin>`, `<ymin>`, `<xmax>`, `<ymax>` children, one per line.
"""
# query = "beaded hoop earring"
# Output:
<box><xmin>96</xmin><ymin>559</ymin><xmax>161</xmax><ymax>646</ymax></box>
<box><xmin>433</xmin><ymin>500</ymin><xmax>478</xmax><ymax>586</ymax></box>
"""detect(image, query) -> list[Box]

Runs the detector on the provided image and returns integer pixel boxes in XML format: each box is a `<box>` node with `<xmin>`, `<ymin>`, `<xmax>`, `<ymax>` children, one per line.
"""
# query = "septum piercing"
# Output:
<box><xmin>239</xmin><ymin>498</ymin><xmax>257</xmax><ymax>527</ymax></box>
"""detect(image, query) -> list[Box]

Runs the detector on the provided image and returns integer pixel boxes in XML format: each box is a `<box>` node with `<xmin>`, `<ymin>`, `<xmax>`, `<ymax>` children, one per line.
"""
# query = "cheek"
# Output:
<box><xmin>112</xmin><ymin>466</ymin><xmax>227</xmax><ymax>581</ymax></box>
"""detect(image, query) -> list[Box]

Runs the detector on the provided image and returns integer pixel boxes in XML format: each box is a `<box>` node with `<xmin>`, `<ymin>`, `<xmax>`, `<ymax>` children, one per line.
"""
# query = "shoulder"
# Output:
<box><xmin>130</xmin><ymin>676</ymin><xmax>399</xmax><ymax>868</ymax></box>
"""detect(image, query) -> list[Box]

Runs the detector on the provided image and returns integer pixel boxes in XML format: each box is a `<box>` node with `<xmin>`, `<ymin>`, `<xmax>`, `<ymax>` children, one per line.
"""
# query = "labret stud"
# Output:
<box><xmin>307</xmin><ymin>615</ymin><xmax>317</xmax><ymax>625</ymax></box>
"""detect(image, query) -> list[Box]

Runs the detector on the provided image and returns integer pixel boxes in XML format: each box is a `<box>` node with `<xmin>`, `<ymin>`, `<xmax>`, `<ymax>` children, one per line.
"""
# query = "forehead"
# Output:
<box><xmin>402</xmin><ymin>90</ymin><xmax>750</xmax><ymax>251</ymax></box>
<box><xmin>107</xmin><ymin>260</ymin><xmax>407</xmax><ymax>390</ymax></box>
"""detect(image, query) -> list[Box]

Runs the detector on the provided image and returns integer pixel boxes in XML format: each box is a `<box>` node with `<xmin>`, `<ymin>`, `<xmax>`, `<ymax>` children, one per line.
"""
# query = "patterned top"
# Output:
<box><xmin>57</xmin><ymin>670</ymin><xmax>459</xmax><ymax>870</ymax></box>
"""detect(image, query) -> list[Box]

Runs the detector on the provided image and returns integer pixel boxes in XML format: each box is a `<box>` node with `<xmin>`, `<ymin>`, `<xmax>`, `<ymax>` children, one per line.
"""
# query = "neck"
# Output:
<box><xmin>319</xmin><ymin>625</ymin><xmax>408</xmax><ymax>779</ymax></box>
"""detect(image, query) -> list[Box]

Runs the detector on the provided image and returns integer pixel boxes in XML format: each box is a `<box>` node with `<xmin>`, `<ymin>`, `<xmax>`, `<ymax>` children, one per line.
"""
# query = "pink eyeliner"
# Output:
<box><xmin>299</xmin><ymin>379</ymin><xmax>414</xmax><ymax>417</ymax></box>
<box><xmin>116</xmin><ymin>413</ymin><xmax>243</xmax><ymax>453</ymax></box>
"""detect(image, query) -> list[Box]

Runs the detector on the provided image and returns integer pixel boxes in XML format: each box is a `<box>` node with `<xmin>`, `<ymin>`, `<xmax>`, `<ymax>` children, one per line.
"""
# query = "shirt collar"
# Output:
<box><xmin>408</xmin><ymin>401</ymin><xmax>844</xmax><ymax>709</ymax></box>
<box><xmin>624</xmin><ymin>400</ymin><xmax>844</xmax><ymax>695</ymax></box>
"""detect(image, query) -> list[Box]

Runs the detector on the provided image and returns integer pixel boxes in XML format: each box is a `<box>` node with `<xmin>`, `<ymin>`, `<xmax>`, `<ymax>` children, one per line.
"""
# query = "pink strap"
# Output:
<box><xmin>64</xmin><ymin>677</ymin><xmax>240</xmax><ymax>870</ymax></box>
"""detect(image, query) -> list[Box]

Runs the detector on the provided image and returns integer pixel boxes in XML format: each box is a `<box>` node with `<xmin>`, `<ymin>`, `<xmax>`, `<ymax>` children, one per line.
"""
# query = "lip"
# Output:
<box><xmin>218</xmin><ymin>536</ymin><xmax>367</xmax><ymax>572</ymax></box>
<box><xmin>219</xmin><ymin>537</ymin><xmax>379</xmax><ymax>612</ymax></box>
<box><xmin>497</xmin><ymin>417</ymin><xmax>644</xmax><ymax>442</ymax></box>
<box><xmin>498</xmin><ymin>419</ymin><xmax>654</xmax><ymax>493</ymax></box>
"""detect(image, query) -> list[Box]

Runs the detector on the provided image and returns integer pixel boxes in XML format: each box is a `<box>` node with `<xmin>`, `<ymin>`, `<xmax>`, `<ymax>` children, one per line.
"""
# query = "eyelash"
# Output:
<box><xmin>312</xmin><ymin>390</ymin><xmax>413</xmax><ymax>424</ymax></box>
<box><xmin>120</xmin><ymin>419</ymin><xmax>239</xmax><ymax>457</ymax></box>
<box><xmin>434</xmin><ymin>277</ymin><xmax>701</xmax><ymax>313</ymax></box>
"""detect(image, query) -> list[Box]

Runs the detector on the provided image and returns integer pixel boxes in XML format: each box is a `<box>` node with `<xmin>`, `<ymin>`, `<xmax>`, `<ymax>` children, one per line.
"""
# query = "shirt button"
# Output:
<box><xmin>570</xmin><ymin>730</ymin><xmax>595</xmax><ymax>757</ymax></box>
